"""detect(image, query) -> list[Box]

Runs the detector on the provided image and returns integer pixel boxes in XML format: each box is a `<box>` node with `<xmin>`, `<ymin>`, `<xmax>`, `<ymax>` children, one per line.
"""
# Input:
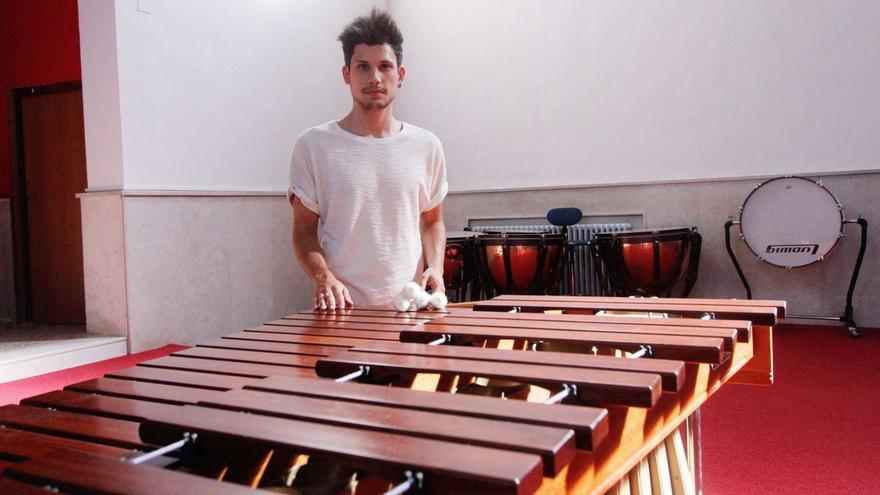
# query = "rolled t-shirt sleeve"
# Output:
<box><xmin>288</xmin><ymin>137</ymin><xmax>320</xmax><ymax>214</ymax></box>
<box><xmin>422</xmin><ymin>140</ymin><xmax>449</xmax><ymax>212</ymax></box>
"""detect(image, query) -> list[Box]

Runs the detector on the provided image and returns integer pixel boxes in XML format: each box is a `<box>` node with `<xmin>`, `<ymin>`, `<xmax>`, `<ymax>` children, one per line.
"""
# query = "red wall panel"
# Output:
<box><xmin>0</xmin><ymin>0</ymin><xmax>82</xmax><ymax>197</ymax></box>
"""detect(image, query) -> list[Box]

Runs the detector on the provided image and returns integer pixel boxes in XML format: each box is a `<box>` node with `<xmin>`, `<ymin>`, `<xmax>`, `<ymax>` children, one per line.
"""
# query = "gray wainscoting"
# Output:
<box><xmin>80</xmin><ymin>192</ymin><xmax>312</xmax><ymax>352</ymax></box>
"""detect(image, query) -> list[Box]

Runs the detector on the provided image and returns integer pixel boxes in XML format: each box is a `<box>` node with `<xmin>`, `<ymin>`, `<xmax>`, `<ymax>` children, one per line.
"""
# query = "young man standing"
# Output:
<box><xmin>289</xmin><ymin>9</ymin><xmax>448</xmax><ymax>310</ymax></box>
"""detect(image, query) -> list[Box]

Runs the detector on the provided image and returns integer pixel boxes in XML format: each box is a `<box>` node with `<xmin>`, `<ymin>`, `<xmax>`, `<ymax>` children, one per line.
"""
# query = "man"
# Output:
<box><xmin>289</xmin><ymin>8</ymin><xmax>448</xmax><ymax>311</ymax></box>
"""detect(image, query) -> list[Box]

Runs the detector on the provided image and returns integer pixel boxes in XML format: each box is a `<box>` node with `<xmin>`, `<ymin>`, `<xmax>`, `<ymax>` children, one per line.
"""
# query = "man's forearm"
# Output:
<box><xmin>292</xmin><ymin>229</ymin><xmax>334</xmax><ymax>283</ymax></box>
<box><xmin>421</xmin><ymin>218</ymin><xmax>446</xmax><ymax>271</ymax></box>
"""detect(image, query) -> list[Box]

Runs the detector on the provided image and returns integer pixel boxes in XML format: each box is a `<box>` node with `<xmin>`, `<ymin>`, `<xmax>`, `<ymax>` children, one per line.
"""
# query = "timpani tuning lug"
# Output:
<box><xmin>700</xmin><ymin>312</ymin><xmax>716</xmax><ymax>320</ymax></box>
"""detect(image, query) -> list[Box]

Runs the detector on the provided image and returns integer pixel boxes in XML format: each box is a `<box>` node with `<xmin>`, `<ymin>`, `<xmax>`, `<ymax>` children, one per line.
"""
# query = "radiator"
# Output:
<box><xmin>469</xmin><ymin>223</ymin><xmax>631</xmax><ymax>295</ymax></box>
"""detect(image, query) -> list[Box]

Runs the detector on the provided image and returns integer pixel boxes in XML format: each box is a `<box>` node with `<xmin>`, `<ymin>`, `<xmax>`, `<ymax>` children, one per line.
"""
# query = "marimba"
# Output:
<box><xmin>0</xmin><ymin>295</ymin><xmax>783</xmax><ymax>494</ymax></box>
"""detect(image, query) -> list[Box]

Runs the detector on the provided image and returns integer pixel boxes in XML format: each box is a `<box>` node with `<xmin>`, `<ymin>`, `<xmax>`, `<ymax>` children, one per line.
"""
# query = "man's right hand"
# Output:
<box><xmin>313</xmin><ymin>274</ymin><xmax>354</xmax><ymax>310</ymax></box>
<box><xmin>291</xmin><ymin>196</ymin><xmax>354</xmax><ymax>311</ymax></box>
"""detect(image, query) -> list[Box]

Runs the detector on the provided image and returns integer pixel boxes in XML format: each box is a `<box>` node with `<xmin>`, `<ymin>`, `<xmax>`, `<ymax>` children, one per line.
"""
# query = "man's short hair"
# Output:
<box><xmin>338</xmin><ymin>8</ymin><xmax>403</xmax><ymax>67</ymax></box>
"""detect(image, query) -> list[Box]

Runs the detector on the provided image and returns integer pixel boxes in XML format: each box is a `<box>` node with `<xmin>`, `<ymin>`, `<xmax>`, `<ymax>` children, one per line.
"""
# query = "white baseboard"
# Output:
<box><xmin>0</xmin><ymin>335</ymin><xmax>128</xmax><ymax>383</ymax></box>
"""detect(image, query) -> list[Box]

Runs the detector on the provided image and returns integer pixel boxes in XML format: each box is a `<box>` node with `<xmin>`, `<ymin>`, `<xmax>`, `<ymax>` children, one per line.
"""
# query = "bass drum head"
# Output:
<box><xmin>740</xmin><ymin>176</ymin><xmax>843</xmax><ymax>268</ymax></box>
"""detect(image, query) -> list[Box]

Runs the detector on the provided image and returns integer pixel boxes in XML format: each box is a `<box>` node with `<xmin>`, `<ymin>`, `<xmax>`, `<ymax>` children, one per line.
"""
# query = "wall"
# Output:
<box><xmin>108</xmin><ymin>0</ymin><xmax>380</xmax><ymax>190</ymax></box>
<box><xmin>121</xmin><ymin>194</ymin><xmax>309</xmax><ymax>350</ymax></box>
<box><xmin>77</xmin><ymin>0</ymin><xmax>123</xmax><ymax>189</ymax></box>
<box><xmin>80</xmin><ymin>191</ymin><xmax>310</xmax><ymax>351</ymax></box>
<box><xmin>392</xmin><ymin>0</ymin><xmax>880</xmax><ymax>192</ymax></box>
<box><xmin>74</xmin><ymin>1</ymin><xmax>880</xmax><ymax>351</ymax></box>
<box><xmin>0</xmin><ymin>0</ymin><xmax>82</xmax><ymax>197</ymax></box>
<box><xmin>77</xmin><ymin>0</ymin><xmax>382</xmax><ymax>350</ymax></box>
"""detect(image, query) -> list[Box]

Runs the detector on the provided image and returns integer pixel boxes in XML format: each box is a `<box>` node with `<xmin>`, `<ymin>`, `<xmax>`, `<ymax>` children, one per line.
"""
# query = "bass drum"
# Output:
<box><xmin>739</xmin><ymin>176</ymin><xmax>844</xmax><ymax>268</ymax></box>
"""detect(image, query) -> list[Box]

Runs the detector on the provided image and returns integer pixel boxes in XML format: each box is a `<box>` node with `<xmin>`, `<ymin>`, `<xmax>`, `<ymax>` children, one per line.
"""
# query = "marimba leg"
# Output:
<box><xmin>665</xmin><ymin>430</ymin><xmax>695</xmax><ymax>495</ymax></box>
<box><xmin>613</xmin><ymin>469</ymin><xmax>632</xmax><ymax>495</ymax></box>
<box><xmin>456</xmin><ymin>338</ymin><xmax>531</xmax><ymax>398</ymax></box>
<box><xmin>289</xmin><ymin>456</ymin><xmax>357</xmax><ymax>495</ymax></box>
<box><xmin>630</xmin><ymin>458</ymin><xmax>652</xmax><ymax>495</ymax></box>
<box><xmin>648</xmin><ymin>438</ymin><xmax>674</xmax><ymax>495</ymax></box>
<box><xmin>236</xmin><ymin>448</ymin><xmax>275</xmax><ymax>488</ymax></box>
<box><xmin>198</xmin><ymin>446</ymin><xmax>276</xmax><ymax>487</ymax></box>
<box><xmin>260</xmin><ymin>451</ymin><xmax>303</xmax><ymax>488</ymax></box>
<box><xmin>614</xmin><ymin>427</ymin><xmax>696</xmax><ymax>495</ymax></box>
<box><xmin>433</xmin><ymin>372</ymin><xmax>457</xmax><ymax>392</ymax></box>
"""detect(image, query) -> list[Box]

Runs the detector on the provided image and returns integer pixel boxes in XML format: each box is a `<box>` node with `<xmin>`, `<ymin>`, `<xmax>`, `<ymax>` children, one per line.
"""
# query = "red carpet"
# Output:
<box><xmin>702</xmin><ymin>325</ymin><xmax>879</xmax><ymax>494</ymax></box>
<box><xmin>0</xmin><ymin>344</ymin><xmax>188</xmax><ymax>406</ymax></box>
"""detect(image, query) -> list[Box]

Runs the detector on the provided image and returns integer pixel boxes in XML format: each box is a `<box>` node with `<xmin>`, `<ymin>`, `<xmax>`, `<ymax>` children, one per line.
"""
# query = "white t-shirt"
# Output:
<box><xmin>289</xmin><ymin>121</ymin><xmax>448</xmax><ymax>307</ymax></box>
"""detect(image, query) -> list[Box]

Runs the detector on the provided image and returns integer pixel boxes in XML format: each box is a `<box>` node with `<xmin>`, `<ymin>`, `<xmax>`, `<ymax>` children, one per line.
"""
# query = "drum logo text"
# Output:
<box><xmin>765</xmin><ymin>244</ymin><xmax>819</xmax><ymax>255</ymax></box>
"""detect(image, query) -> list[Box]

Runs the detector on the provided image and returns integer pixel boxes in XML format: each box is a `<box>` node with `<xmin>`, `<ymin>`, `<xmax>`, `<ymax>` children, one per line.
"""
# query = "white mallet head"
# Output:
<box><xmin>393</xmin><ymin>293</ymin><xmax>413</xmax><ymax>312</ymax></box>
<box><xmin>429</xmin><ymin>292</ymin><xmax>448</xmax><ymax>310</ymax></box>
<box><xmin>402</xmin><ymin>281</ymin><xmax>421</xmax><ymax>299</ymax></box>
<box><xmin>414</xmin><ymin>289</ymin><xmax>431</xmax><ymax>309</ymax></box>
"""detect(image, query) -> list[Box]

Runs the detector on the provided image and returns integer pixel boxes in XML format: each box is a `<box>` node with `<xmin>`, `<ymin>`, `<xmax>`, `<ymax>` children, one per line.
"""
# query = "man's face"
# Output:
<box><xmin>342</xmin><ymin>43</ymin><xmax>404</xmax><ymax>111</ymax></box>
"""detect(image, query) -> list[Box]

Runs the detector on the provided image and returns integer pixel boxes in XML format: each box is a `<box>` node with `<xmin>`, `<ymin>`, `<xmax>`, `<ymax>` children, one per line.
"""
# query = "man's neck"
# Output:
<box><xmin>338</xmin><ymin>107</ymin><xmax>401</xmax><ymax>138</ymax></box>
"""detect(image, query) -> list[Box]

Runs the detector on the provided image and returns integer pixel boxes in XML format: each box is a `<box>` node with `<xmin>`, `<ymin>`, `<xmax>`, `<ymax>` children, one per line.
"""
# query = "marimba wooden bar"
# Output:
<box><xmin>474</xmin><ymin>295</ymin><xmax>782</xmax><ymax>325</ymax></box>
<box><xmin>0</xmin><ymin>294</ymin><xmax>782</xmax><ymax>494</ymax></box>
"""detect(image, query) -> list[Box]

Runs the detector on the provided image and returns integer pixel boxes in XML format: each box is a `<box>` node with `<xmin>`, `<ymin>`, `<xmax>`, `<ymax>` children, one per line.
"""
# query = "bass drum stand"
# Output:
<box><xmin>725</xmin><ymin>217</ymin><xmax>868</xmax><ymax>338</ymax></box>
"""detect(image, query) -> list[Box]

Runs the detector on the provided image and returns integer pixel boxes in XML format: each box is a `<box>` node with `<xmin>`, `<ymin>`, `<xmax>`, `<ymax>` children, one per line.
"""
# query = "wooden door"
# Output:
<box><xmin>19</xmin><ymin>88</ymin><xmax>87</xmax><ymax>324</ymax></box>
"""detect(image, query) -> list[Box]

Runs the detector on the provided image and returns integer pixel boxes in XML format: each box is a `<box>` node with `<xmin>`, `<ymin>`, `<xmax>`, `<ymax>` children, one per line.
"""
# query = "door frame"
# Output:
<box><xmin>8</xmin><ymin>80</ymin><xmax>83</xmax><ymax>324</ymax></box>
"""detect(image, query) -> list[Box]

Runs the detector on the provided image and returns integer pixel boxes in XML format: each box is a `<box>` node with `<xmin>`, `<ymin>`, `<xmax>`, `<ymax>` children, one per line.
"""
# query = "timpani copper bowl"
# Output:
<box><xmin>473</xmin><ymin>231</ymin><xmax>567</xmax><ymax>296</ymax></box>
<box><xmin>590</xmin><ymin>227</ymin><xmax>701</xmax><ymax>297</ymax></box>
<box><xmin>444</xmin><ymin>231</ymin><xmax>483</xmax><ymax>302</ymax></box>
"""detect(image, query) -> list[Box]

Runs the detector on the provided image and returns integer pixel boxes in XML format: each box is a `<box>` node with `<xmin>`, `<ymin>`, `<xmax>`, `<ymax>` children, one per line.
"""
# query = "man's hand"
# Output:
<box><xmin>420</xmin><ymin>266</ymin><xmax>445</xmax><ymax>294</ymax></box>
<box><xmin>419</xmin><ymin>203</ymin><xmax>446</xmax><ymax>296</ymax></box>
<box><xmin>313</xmin><ymin>274</ymin><xmax>353</xmax><ymax>310</ymax></box>
<box><xmin>291</xmin><ymin>196</ymin><xmax>354</xmax><ymax>310</ymax></box>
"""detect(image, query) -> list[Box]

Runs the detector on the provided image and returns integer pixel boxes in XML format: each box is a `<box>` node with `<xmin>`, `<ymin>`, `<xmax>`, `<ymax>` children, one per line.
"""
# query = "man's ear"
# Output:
<box><xmin>398</xmin><ymin>65</ymin><xmax>406</xmax><ymax>85</ymax></box>
<box><xmin>342</xmin><ymin>65</ymin><xmax>351</xmax><ymax>85</ymax></box>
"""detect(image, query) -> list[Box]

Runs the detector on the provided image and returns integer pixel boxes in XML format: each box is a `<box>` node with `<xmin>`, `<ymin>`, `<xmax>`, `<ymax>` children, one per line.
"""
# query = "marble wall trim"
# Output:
<box><xmin>117</xmin><ymin>195</ymin><xmax>309</xmax><ymax>352</ymax></box>
<box><xmin>80</xmin><ymin>193</ymin><xmax>129</xmax><ymax>343</ymax></box>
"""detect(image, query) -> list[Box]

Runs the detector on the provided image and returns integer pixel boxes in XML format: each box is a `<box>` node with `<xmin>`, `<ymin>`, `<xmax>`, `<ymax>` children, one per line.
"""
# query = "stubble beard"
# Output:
<box><xmin>357</xmin><ymin>93</ymin><xmax>394</xmax><ymax>111</ymax></box>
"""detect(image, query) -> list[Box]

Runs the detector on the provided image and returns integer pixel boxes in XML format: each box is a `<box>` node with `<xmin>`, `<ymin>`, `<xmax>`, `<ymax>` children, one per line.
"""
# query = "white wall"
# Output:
<box><xmin>78</xmin><ymin>0</ymin><xmax>124</xmax><ymax>189</ymax></box>
<box><xmin>393</xmin><ymin>0</ymin><xmax>880</xmax><ymax>192</ymax></box>
<box><xmin>75</xmin><ymin>1</ymin><xmax>880</xmax><ymax>340</ymax></box>
<box><xmin>106</xmin><ymin>0</ymin><xmax>383</xmax><ymax>191</ymax></box>
<box><xmin>86</xmin><ymin>1</ymin><xmax>880</xmax><ymax>193</ymax></box>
